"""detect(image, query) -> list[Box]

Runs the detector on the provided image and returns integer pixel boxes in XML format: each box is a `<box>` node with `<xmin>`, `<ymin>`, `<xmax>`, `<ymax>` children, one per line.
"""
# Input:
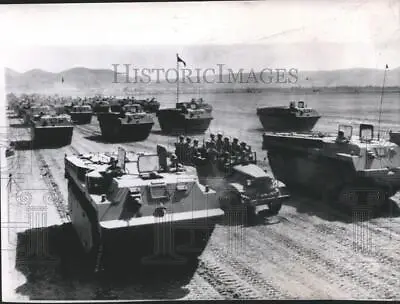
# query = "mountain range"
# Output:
<box><xmin>5</xmin><ymin>66</ymin><xmax>400</xmax><ymax>96</ymax></box>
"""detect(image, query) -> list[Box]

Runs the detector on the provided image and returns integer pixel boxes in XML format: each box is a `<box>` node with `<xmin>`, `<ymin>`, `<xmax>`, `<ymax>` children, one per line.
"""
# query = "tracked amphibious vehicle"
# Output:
<box><xmin>257</xmin><ymin>100</ymin><xmax>321</xmax><ymax>132</ymax></box>
<box><xmin>262</xmin><ymin>123</ymin><xmax>400</xmax><ymax>210</ymax></box>
<box><xmin>31</xmin><ymin>113</ymin><xmax>74</xmax><ymax>147</ymax></box>
<box><xmin>389</xmin><ymin>131</ymin><xmax>400</xmax><ymax>146</ymax></box>
<box><xmin>69</xmin><ymin>105</ymin><xmax>93</xmax><ymax>124</ymax></box>
<box><xmin>92</xmin><ymin>100</ymin><xmax>110</xmax><ymax>114</ymax></box>
<box><xmin>24</xmin><ymin>105</ymin><xmax>51</xmax><ymax>125</ymax></box>
<box><xmin>64</xmin><ymin>146</ymin><xmax>223</xmax><ymax>271</ymax></box>
<box><xmin>97</xmin><ymin>103</ymin><xmax>154</xmax><ymax>141</ymax></box>
<box><xmin>174</xmin><ymin>135</ymin><xmax>289</xmax><ymax>219</ymax></box>
<box><xmin>157</xmin><ymin>98</ymin><xmax>213</xmax><ymax>134</ymax></box>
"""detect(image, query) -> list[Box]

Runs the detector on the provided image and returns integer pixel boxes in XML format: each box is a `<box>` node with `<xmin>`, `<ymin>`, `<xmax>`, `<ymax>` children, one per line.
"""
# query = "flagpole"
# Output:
<box><xmin>176</xmin><ymin>54</ymin><xmax>179</xmax><ymax>105</ymax></box>
<box><xmin>377</xmin><ymin>65</ymin><xmax>388</xmax><ymax>141</ymax></box>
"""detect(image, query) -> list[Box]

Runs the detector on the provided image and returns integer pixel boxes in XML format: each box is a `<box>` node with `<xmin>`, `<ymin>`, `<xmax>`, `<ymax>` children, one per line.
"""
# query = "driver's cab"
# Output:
<box><xmin>297</xmin><ymin>101</ymin><xmax>305</xmax><ymax>108</ymax></box>
<box><xmin>336</xmin><ymin>124</ymin><xmax>353</xmax><ymax>143</ymax></box>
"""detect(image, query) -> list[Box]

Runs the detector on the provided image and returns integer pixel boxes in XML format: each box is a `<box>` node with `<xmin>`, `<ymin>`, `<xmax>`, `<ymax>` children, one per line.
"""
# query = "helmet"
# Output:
<box><xmin>193</xmin><ymin>139</ymin><xmax>199</xmax><ymax>144</ymax></box>
<box><xmin>179</xmin><ymin>135</ymin><xmax>184</xmax><ymax>140</ymax></box>
<box><xmin>210</xmin><ymin>133</ymin><xmax>215</xmax><ymax>138</ymax></box>
<box><xmin>233</xmin><ymin>137</ymin><xmax>239</xmax><ymax>142</ymax></box>
<box><xmin>224</xmin><ymin>137</ymin><xmax>229</xmax><ymax>142</ymax></box>
<box><xmin>240</xmin><ymin>141</ymin><xmax>246</xmax><ymax>147</ymax></box>
<box><xmin>171</xmin><ymin>154</ymin><xmax>177</xmax><ymax>160</ymax></box>
<box><xmin>186</xmin><ymin>137</ymin><xmax>191</xmax><ymax>142</ymax></box>
<box><xmin>217</xmin><ymin>132</ymin><xmax>223</xmax><ymax>137</ymax></box>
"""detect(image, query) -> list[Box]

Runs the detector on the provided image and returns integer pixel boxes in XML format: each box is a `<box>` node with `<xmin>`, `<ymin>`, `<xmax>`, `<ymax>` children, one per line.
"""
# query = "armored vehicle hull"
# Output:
<box><xmin>157</xmin><ymin>110</ymin><xmax>212</xmax><ymax>134</ymax></box>
<box><xmin>257</xmin><ymin>101</ymin><xmax>321</xmax><ymax>132</ymax></box>
<box><xmin>64</xmin><ymin>146</ymin><xmax>223</xmax><ymax>271</ymax></box>
<box><xmin>70</xmin><ymin>112</ymin><xmax>92</xmax><ymax>124</ymax></box>
<box><xmin>31</xmin><ymin>125</ymin><xmax>74</xmax><ymax>147</ymax></box>
<box><xmin>97</xmin><ymin>106</ymin><xmax>154</xmax><ymax>142</ymax></box>
<box><xmin>263</xmin><ymin>124</ymin><xmax>400</xmax><ymax>211</ymax></box>
<box><xmin>157</xmin><ymin>99</ymin><xmax>213</xmax><ymax>134</ymax></box>
<box><xmin>70</xmin><ymin>106</ymin><xmax>93</xmax><ymax>124</ymax></box>
<box><xmin>389</xmin><ymin>131</ymin><xmax>400</xmax><ymax>146</ymax></box>
<box><xmin>31</xmin><ymin>114</ymin><xmax>74</xmax><ymax>147</ymax></box>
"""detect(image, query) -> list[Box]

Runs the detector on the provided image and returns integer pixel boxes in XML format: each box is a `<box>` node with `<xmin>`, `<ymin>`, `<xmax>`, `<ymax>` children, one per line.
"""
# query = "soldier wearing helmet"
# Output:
<box><xmin>190</xmin><ymin>139</ymin><xmax>200</xmax><ymax>162</ymax></box>
<box><xmin>210</xmin><ymin>133</ymin><xmax>216</xmax><ymax>144</ymax></box>
<box><xmin>231</xmin><ymin>137</ymin><xmax>240</xmax><ymax>155</ymax></box>
<box><xmin>222</xmin><ymin>137</ymin><xmax>231</xmax><ymax>154</ymax></box>
<box><xmin>174</xmin><ymin>135</ymin><xmax>185</xmax><ymax>161</ymax></box>
<box><xmin>216</xmin><ymin>132</ymin><xmax>224</xmax><ymax>153</ymax></box>
<box><xmin>207</xmin><ymin>140</ymin><xmax>218</xmax><ymax>162</ymax></box>
<box><xmin>169</xmin><ymin>153</ymin><xmax>182</xmax><ymax>171</ymax></box>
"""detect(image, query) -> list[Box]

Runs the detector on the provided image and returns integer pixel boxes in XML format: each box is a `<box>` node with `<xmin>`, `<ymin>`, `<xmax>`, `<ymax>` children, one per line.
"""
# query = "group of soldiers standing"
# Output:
<box><xmin>174</xmin><ymin>133</ymin><xmax>255</xmax><ymax>167</ymax></box>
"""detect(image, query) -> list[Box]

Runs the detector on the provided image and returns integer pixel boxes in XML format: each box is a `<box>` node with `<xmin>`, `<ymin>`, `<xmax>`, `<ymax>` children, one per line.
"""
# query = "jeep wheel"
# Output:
<box><xmin>268</xmin><ymin>201</ymin><xmax>282</xmax><ymax>215</ymax></box>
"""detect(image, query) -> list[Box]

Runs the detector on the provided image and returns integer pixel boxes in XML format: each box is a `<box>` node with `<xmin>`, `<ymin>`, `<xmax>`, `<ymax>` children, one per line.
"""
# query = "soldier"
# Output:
<box><xmin>207</xmin><ymin>140</ymin><xmax>218</xmax><ymax>162</ymax></box>
<box><xmin>216</xmin><ymin>132</ymin><xmax>224</xmax><ymax>153</ymax></box>
<box><xmin>184</xmin><ymin>137</ymin><xmax>192</xmax><ymax>163</ymax></box>
<box><xmin>169</xmin><ymin>154</ymin><xmax>183</xmax><ymax>171</ymax></box>
<box><xmin>222</xmin><ymin>137</ymin><xmax>231</xmax><ymax>154</ymax></box>
<box><xmin>174</xmin><ymin>135</ymin><xmax>185</xmax><ymax>161</ymax></box>
<box><xmin>239</xmin><ymin>142</ymin><xmax>249</xmax><ymax>162</ymax></box>
<box><xmin>231</xmin><ymin>137</ymin><xmax>240</xmax><ymax>155</ymax></box>
<box><xmin>246</xmin><ymin>145</ymin><xmax>254</xmax><ymax>162</ymax></box>
<box><xmin>210</xmin><ymin>133</ymin><xmax>216</xmax><ymax>144</ymax></box>
<box><xmin>104</xmin><ymin>157</ymin><xmax>124</xmax><ymax>185</ymax></box>
<box><xmin>190</xmin><ymin>139</ymin><xmax>200</xmax><ymax>161</ymax></box>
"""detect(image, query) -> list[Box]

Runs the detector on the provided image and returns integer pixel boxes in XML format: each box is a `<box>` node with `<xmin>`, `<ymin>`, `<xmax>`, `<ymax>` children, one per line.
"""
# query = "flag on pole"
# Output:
<box><xmin>385</xmin><ymin>64</ymin><xmax>389</xmax><ymax>69</ymax></box>
<box><xmin>177</xmin><ymin>54</ymin><xmax>186</xmax><ymax>67</ymax></box>
<box><xmin>61</xmin><ymin>76</ymin><xmax>64</xmax><ymax>83</ymax></box>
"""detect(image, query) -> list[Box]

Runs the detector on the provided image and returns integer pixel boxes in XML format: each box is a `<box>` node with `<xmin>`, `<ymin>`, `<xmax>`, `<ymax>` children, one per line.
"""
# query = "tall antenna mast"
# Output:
<box><xmin>377</xmin><ymin>64</ymin><xmax>388</xmax><ymax>140</ymax></box>
<box><xmin>176</xmin><ymin>53</ymin><xmax>179</xmax><ymax>105</ymax></box>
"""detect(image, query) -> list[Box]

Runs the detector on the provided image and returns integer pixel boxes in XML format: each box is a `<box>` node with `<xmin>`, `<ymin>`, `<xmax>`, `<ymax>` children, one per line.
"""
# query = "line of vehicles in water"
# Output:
<box><xmin>6</xmin><ymin>92</ymin><xmax>400</xmax><ymax>271</ymax></box>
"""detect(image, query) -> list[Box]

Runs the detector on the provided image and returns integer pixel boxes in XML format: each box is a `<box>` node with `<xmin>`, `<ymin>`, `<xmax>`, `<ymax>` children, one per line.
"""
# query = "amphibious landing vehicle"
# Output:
<box><xmin>174</xmin><ymin>134</ymin><xmax>289</xmax><ymax>220</ymax></box>
<box><xmin>262</xmin><ymin>123</ymin><xmax>400</xmax><ymax>211</ymax></box>
<box><xmin>257</xmin><ymin>100</ymin><xmax>321</xmax><ymax>132</ymax></box>
<box><xmin>92</xmin><ymin>100</ymin><xmax>110</xmax><ymax>114</ymax></box>
<box><xmin>69</xmin><ymin>105</ymin><xmax>93</xmax><ymax>124</ymax></box>
<box><xmin>97</xmin><ymin>103</ymin><xmax>154</xmax><ymax>141</ymax></box>
<box><xmin>31</xmin><ymin>113</ymin><xmax>74</xmax><ymax>147</ymax></box>
<box><xmin>64</xmin><ymin>146</ymin><xmax>223</xmax><ymax>271</ymax></box>
<box><xmin>24</xmin><ymin>105</ymin><xmax>51</xmax><ymax>125</ymax></box>
<box><xmin>157</xmin><ymin>98</ymin><xmax>213</xmax><ymax>134</ymax></box>
<box><xmin>389</xmin><ymin>131</ymin><xmax>400</xmax><ymax>146</ymax></box>
<box><xmin>110</xmin><ymin>97</ymin><xmax>160</xmax><ymax>114</ymax></box>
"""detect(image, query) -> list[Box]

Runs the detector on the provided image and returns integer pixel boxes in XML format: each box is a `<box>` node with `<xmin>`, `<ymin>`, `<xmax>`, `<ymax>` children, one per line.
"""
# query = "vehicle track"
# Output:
<box><xmin>286</xmin><ymin>196</ymin><xmax>400</xmax><ymax>259</ymax></box>
<box><xmin>255</xmin><ymin>220</ymin><xmax>399</xmax><ymax>299</ymax></box>
<box><xmin>196</xmin><ymin>254</ymin><xmax>262</xmax><ymax>299</ymax></box>
<box><xmin>207</xmin><ymin>239</ymin><xmax>291</xmax><ymax>299</ymax></box>
<box><xmin>34</xmin><ymin>150</ymin><xmax>70</xmax><ymax>224</ymax></box>
<box><xmin>277</xmin><ymin>211</ymin><xmax>400</xmax><ymax>289</ymax></box>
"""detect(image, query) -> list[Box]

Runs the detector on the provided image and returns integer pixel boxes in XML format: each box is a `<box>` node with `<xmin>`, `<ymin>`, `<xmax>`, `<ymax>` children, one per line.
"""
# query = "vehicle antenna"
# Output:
<box><xmin>377</xmin><ymin>64</ymin><xmax>388</xmax><ymax>141</ymax></box>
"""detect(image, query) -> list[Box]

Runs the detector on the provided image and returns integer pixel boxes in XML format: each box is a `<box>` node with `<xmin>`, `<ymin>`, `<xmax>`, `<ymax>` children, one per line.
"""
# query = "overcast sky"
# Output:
<box><xmin>0</xmin><ymin>0</ymin><xmax>399</xmax><ymax>73</ymax></box>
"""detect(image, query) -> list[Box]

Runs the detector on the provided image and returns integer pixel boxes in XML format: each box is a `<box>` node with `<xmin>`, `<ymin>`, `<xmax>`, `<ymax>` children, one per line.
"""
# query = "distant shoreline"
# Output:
<box><xmin>6</xmin><ymin>86</ymin><xmax>400</xmax><ymax>96</ymax></box>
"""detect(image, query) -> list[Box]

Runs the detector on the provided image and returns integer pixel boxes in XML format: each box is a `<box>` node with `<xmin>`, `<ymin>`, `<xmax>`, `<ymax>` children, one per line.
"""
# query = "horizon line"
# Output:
<box><xmin>5</xmin><ymin>65</ymin><xmax>400</xmax><ymax>75</ymax></box>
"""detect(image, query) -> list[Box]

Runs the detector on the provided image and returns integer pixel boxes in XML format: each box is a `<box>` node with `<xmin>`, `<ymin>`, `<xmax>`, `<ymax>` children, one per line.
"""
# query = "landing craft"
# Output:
<box><xmin>257</xmin><ymin>101</ymin><xmax>321</xmax><ymax>132</ymax></box>
<box><xmin>69</xmin><ymin>105</ymin><xmax>93</xmax><ymax>124</ymax></box>
<box><xmin>31</xmin><ymin>114</ymin><xmax>74</xmax><ymax>147</ymax></box>
<box><xmin>262</xmin><ymin>123</ymin><xmax>400</xmax><ymax>212</ymax></box>
<box><xmin>64</xmin><ymin>146</ymin><xmax>224</xmax><ymax>271</ymax></box>
<box><xmin>389</xmin><ymin>131</ymin><xmax>400</xmax><ymax>146</ymax></box>
<box><xmin>157</xmin><ymin>98</ymin><xmax>213</xmax><ymax>134</ymax></box>
<box><xmin>97</xmin><ymin>103</ymin><xmax>154</xmax><ymax>141</ymax></box>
